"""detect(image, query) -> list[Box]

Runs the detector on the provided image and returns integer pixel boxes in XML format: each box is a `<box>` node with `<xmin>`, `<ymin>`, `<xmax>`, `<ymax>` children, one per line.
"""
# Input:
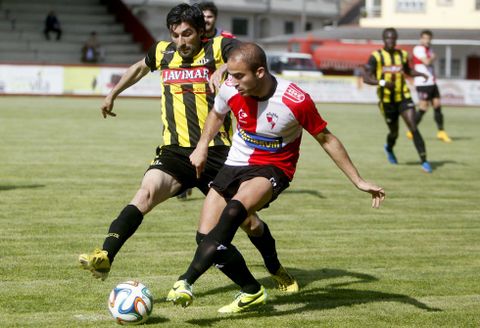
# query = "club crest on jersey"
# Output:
<box><xmin>284</xmin><ymin>84</ymin><xmax>305</xmax><ymax>103</ymax></box>
<box><xmin>266</xmin><ymin>112</ymin><xmax>278</xmax><ymax>129</ymax></box>
<box><xmin>238</xmin><ymin>108</ymin><xmax>248</xmax><ymax>123</ymax></box>
<box><xmin>162</xmin><ymin>67</ymin><xmax>210</xmax><ymax>84</ymax></box>
<box><xmin>196</xmin><ymin>58</ymin><xmax>210</xmax><ymax>65</ymax></box>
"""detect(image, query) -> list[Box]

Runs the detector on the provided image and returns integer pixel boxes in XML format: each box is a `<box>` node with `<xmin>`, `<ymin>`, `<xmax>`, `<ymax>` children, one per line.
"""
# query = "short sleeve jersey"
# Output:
<box><xmin>214</xmin><ymin>76</ymin><xmax>327</xmax><ymax>180</ymax></box>
<box><xmin>367</xmin><ymin>48</ymin><xmax>412</xmax><ymax>103</ymax></box>
<box><xmin>412</xmin><ymin>45</ymin><xmax>436</xmax><ymax>86</ymax></box>
<box><xmin>144</xmin><ymin>36</ymin><xmax>238</xmax><ymax>147</ymax></box>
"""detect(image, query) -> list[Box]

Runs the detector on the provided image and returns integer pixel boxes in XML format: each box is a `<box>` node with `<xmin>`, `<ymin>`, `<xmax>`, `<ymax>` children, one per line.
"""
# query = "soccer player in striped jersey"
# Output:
<box><xmin>177</xmin><ymin>2</ymin><xmax>235</xmax><ymax>200</ymax></box>
<box><xmin>363</xmin><ymin>28</ymin><xmax>432</xmax><ymax>173</ymax></box>
<box><xmin>79</xmin><ymin>3</ymin><xmax>297</xmax><ymax>293</ymax></box>
<box><xmin>410</xmin><ymin>30</ymin><xmax>451</xmax><ymax>143</ymax></box>
<box><xmin>167</xmin><ymin>42</ymin><xmax>385</xmax><ymax>313</ymax></box>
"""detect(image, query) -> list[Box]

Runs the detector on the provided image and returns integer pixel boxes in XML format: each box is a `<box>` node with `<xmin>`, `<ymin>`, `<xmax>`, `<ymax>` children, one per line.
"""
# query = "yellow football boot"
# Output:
<box><xmin>78</xmin><ymin>248</ymin><xmax>110</xmax><ymax>281</ymax></box>
<box><xmin>271</xmin><ymin>265</ymin><xmax>299</xmax><ymax>293</ymax></box>
<box><xmin>218</xmin><ymin>286</ymin><xmax>267</xmax><ymax>313</ymax></box>
<box><xmin>166</xmin><ymin>280</ymin><xmax>193</xmax><ymax>308</ymax></box>
<box><xmin>437</xmin><ymin>130</ymin><xmax>452</xmax><ymax>143</ymax></box>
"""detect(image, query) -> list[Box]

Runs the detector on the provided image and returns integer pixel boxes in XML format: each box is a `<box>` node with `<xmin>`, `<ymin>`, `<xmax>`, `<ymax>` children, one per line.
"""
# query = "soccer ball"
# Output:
<box><xmin>108</xmin><ymin>281</ymin><xmax>154</xmax><ymax>325</ymax></box>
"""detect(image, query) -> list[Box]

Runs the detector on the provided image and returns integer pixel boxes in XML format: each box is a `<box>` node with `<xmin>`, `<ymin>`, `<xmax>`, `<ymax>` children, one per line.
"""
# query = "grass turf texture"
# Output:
<box><xmin>1</xmin><ymin>96</ymin><xmax>479</xmax><ymax>327</ymax></box>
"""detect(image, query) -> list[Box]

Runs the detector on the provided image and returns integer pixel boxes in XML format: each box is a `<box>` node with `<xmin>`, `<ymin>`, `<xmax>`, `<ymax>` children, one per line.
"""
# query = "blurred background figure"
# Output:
<box><xmin>82</xmin><ymin>31</ymin><xmax>104</xmax><ymax>63</ymax></box>
<box><xmin>198</xmin><ymin>1</ymin><xmax>234</xmax><ymax>40</ymax></box>
<box><xmin>44</xmin><ymin>10</ymin><xmax>62</xmax><ymax>41</ymax></box>
<box><xmin>410</xmin><ymin>30</ymin><xmax>452</xmax><ymax>143</ymax></box>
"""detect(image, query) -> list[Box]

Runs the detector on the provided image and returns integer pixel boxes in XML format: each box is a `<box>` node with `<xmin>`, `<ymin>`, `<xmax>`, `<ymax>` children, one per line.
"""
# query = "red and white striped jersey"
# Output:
<box><xmin>413</xmin><ymin>45</ymin><xmax>436</xmax><ymax>86</ymax></box>
<box><xmin>214</xmin><ymin>76</ymin><xmax>327</xmax><ymax>180</ymax></box>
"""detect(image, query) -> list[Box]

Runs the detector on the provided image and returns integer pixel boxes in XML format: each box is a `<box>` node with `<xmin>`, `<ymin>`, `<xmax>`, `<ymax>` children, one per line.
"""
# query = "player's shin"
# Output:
<box><xmin>180</xmin><ymin>200</ymin><xmax>249</xmax><ymax>285</ymax></box>
<box><xmin>102</xmin><ymin>204</ymin><xmax>143</xmax><ymax>263</ymax></box>
<box><xmin>412</xmin><ymin>130</ymin><xmax>427</xmax><ymax>163</ymax></box>
<box><xmin>415</xmin><ymin>109</ymin><xmax>426</xmax><ymax>125</ymax></box>
<box><xmin>248</xmin><ymin>221</ymin><xmax>281</xmax><ymax>274</ymax></box>
<box><xmin>434</xmin><ymin>106</ymin><xmax>444</xmax><ymax>130</ymax></box>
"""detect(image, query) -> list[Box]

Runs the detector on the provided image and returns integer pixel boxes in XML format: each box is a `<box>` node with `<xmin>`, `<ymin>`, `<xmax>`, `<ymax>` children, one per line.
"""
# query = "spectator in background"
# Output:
<box><xmin>44</xmin><ymin>10</ymin><xmax>62</xmax><ymax>41</ymax></box>
<box><xmin>82</xmin><ymin>31</ymin><xmax>103</xmax><ymax>63</ymax></box>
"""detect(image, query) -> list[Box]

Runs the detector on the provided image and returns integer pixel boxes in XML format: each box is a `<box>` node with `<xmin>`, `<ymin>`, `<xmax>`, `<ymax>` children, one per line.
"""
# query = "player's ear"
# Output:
<box><xmin>256</xmin><ymin>66</ymin><xmax>265</xmax><ymax>79</ymax></box>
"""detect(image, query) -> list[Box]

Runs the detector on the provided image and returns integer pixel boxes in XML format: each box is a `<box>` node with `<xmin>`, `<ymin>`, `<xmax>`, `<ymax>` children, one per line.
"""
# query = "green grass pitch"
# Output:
<box><xmin>1</xmin><ymin>96</ymin><xmax>479</xmax><ymax>327</ymax></box>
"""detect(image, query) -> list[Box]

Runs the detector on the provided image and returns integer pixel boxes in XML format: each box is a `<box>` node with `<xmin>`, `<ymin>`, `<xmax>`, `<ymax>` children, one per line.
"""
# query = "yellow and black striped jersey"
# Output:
<box><xmin>145</xmin><ymin>36</ymin><xmax>238</xmax><ymax>147</ymax></box>
<box><xmin>367</xmin><ymin>48</ymin><xmax>412</xmax><ymax>103</ymax></box>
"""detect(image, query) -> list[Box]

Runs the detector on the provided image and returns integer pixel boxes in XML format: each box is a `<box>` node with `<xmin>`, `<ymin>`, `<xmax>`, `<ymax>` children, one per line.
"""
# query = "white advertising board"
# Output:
<box><xmin>1</xmin><ymin>64</ymin><xmax>479</xmax><ymax>106</ymax></box>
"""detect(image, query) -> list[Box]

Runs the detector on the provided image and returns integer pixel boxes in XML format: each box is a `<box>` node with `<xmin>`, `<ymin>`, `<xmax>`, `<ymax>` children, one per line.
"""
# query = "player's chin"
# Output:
<box><xmin>236</xmin><ymin>88</ymin><xmax>249</xmax><ymax>96</ymax></box>
<box><xmin>179</xmin><ymin>50</ymin><xmax>194</xmax><ymax>59</ymax></box>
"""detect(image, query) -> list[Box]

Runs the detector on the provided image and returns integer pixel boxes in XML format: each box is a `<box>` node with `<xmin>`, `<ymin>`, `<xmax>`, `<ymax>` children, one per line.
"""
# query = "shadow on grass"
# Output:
<box><xmin>146</xmin><ymin>315</ymin><xmax>170</xmax><ymax>324</ymax></box>
<box><xmin>450</xmin><ymin>136</ymin><xmax>472</xmax><ymax>141</ymax></box>
<box><xmin>283</xmin><ymin>189</ymin><xmax>325</xmax><ymax>199</ymax></box>
<box><xmin>404</xmin><ymin>160</ymin><xmax>459</xmax><ymax>171</ymax></box>
<box><xmin>0</xmin><ymin>184</ymin><xmax>45</xmax><ymax>191</ymax></box>
<box><xmin>180</xmin><ymin>267</ymin><xmax>441</xmax><ymax>326</ymax></box>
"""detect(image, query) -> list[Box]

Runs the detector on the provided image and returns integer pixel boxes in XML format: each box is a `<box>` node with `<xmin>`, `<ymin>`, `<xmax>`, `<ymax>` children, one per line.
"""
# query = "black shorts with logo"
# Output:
<box><xmin>379</xmin><ymin>98</ymin><xmax>415</xmax><ymax>124</ymax></box>
<box><xmin>416</xmin><ymin>85</ymin><xmax>440</xmax><ymax>101</ymax></box>
<box><xmin>147</xmin><ymin>145</ymin><xmax>229</xmax><ymax>196</ymax></box>
<box><xmin>210</xmin><ymin>164</ymin><xmax>290</xmax><ymax>210</ymax></box>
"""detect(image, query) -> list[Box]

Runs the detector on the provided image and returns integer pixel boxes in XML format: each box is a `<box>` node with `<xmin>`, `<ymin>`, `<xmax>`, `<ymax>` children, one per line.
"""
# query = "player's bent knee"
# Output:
<box><xmin>240</xmin><ymin>214</ymin><xmax>263</xmax><ymax>237</ymax></box>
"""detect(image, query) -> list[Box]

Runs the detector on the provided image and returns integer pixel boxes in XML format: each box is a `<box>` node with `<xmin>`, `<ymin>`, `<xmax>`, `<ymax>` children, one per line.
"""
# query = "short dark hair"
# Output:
<box><xmin>229</xmin><ymin>42</ymin><xmax>268</xmax><ymax>73</ymax></box>
<box><xmin>382</xmin><ymin>27</ymin><xmax>398</xmax><ymax>39</ymax></box>
<box><xmin>166</xmin><ymin>3</ymin><xmax>205</xmax><ymax>33</ymax></box>
<box><xmin>420</xmin><ymin>29</ymin><xmax>433</xmax><ymax>38</ymax></box>
<box><xmin>198</xmin><ymin>2</ymin><xmax>218</xmax><ymax>17</ymax></box>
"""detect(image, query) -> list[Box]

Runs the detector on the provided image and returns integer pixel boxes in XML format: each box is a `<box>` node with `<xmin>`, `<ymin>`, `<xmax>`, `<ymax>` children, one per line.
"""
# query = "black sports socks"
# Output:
<box><xmin>102</xmin><ymin>204</ymin><xmax>143</xmax><ymax>263</ymax></box>
<box><xmin>415</xmin><ymin>109</ymin><xmax>426</xmax><ymax>124</ymax></box>
<box><xmin>248</xmin><ymin>222</ymin><xmax>281</xmax><ymax>274</ymax></box>
<box><xmin>195</xmin><ymin>232</ymin><xmax>260</xmax><ymax>294</ymax></box>
<box><xmin>412</xmin><ymin>130</ymin><xmax>427</xmax><ymax>162</ymax></box>
<box><xmin>433</xmin><ymin>106</ymin><xmax>444</xmax><ymax>130</ymax></box>
<box><xmin>180</xmin><ymin>200</ymin><xmax>261</xmax><ymax>293</ymax></box>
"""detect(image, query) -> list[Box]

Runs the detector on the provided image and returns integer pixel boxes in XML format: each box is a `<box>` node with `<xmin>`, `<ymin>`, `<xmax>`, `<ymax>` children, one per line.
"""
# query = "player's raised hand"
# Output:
<box><xmin>356</xmin><ymin>180</ymin><xmax>385</xmax><ymax>209</ymax></box>
<box><xmin>189</xmin><ymin>145</ymin><xmax>208</xmax><ymax>179</ymax></box>
<box><xmin>208</xmin><ymin>64</ymin><xmax>228</xmax><ymax>94</ymax></box>
<box><xmin>101</xmin><ymin>97</ymin><xmax>117</xmax><ymax>118</ymax></box>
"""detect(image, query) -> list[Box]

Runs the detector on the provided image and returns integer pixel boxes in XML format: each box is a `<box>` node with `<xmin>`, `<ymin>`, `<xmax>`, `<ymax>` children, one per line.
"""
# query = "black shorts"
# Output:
<box><xmin>379</xmin><ymin>99</ymin><xmax>415</xmax><ymax>124</ymax></box>
<box><xmin>416</xmin><ymin>85</ymin><xmax>440</xmax><ymax>101</ymax></box>
<box><xmin>147</xmin><ymin>145</ymin><xmax>229</xmax><ymax>196</ymax></box>
<box><xmin>210</xmin><ymin>165</ymin><xmax>290</xmax><ymax>210</ymax></box>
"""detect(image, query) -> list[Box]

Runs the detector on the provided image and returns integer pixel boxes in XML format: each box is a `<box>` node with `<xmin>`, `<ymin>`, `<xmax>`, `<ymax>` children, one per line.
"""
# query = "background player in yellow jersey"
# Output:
<box><xmin>364</xmin><ymin>27</ymin><xmax>432</xmax><ymax>173</ymax></box>
<box><xmin>79</xmin><ymin>3</ymin><xmax>297</xmax><ymax>293</ymax></box>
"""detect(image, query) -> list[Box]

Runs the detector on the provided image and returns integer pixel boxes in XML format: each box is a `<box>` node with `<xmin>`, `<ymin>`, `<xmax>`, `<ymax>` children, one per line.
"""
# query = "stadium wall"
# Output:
<box><xmin>1</xmin><ymin>64</ymin><xmax>480</xmax><ymax>106</ymax></box>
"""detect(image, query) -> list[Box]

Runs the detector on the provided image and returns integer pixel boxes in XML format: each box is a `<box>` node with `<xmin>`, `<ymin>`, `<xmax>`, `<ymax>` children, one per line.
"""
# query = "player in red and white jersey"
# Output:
<box><xmin>411</xmin><ymin>30</ymin><xmax>452</xmax><ymax>142</ymax></box>
<box><xmin>217</xmin><ymin>73</ymin><xmax>326</xmax><ymax>180</ymax></box>
<box><xmin>167</xmin><ymin>42</ymin><xmax>385</xmax><ymax>313</ymax></box>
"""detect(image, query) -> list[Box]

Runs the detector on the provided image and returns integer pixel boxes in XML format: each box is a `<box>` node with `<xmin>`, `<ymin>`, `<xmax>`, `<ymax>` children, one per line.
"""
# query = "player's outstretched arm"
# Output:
<box><xmin>190</xmin><ymin>109</ymin><xmax>227</xmax><ymax>178</ymax></box>
<box><xmin>101</xmin><ymin>59</ymin><xmax>150</xmax><ymax>118</ymax></box>
<box><xmin>314</xmin><ymin>128</ymin><xmax>385</xmax><ymax>208</ymax></box>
